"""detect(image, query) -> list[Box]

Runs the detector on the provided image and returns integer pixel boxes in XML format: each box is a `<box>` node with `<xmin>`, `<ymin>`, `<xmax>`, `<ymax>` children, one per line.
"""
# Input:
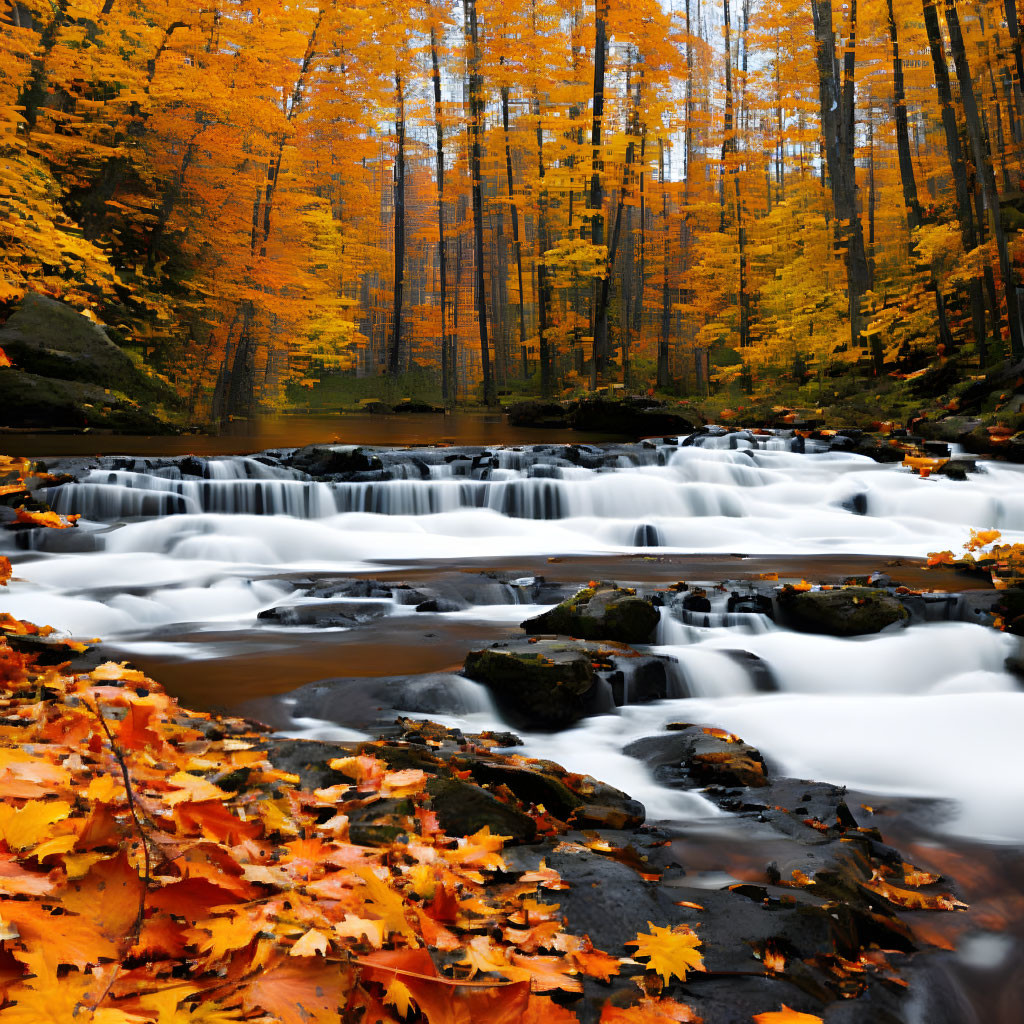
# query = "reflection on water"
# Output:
<box><xmin>5</xmin><ymin>412</ymin><xmax>624</xmax><ymax>458</ymax></box>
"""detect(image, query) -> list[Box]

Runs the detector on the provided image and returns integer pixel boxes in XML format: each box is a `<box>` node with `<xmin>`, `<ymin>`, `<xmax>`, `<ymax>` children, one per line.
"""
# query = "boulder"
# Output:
<box><xmin>521</xmin><ymin>582</ymin><xmax>660</xmax><ymax>644</ymax></box>
<box><xmin>0</xmin><ymin>368</ymin><xmax>173</xmax><ymax>432</ymax></box>
<box><xmin>0</xmin><ymin>292</ymin><xmax>140</xmax><ymax>390</ymax></box>
<box><xmin>567</xmin><ymin>397</ymin><xmax>697</xmax><ymax>438</ymax></box>
<box><xmin>778</xmin><ymin>586</ymin><xmax>909</xmax><ymax>637</ymax></box>
<box><xmin>506</xmin><ymin>400</ymin><xmax>570</xmax><ymax>429</ymax></box>
<box><xmin>287</xmin><ymin>444</ymin><xmax>383</xmax><ymax>476</ymax></box>
<box><xmin>462</xmin><ymin>639</ymin><xmax>607</xmax><ymax>730</ymax></box>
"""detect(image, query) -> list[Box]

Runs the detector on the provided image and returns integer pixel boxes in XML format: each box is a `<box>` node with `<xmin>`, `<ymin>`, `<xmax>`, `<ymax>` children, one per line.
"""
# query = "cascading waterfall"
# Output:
<box><xmin>4</xmin><ymin>430</ymin><xmax>1024</xmax><ymax>841</ymax></box>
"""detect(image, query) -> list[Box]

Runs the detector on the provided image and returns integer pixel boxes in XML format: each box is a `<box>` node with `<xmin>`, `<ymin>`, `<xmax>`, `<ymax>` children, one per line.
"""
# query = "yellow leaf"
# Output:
<box><xmin>0</xmin><ymin>800</ymin><xmax>72</xmax><ymax>851</ymax></box>
<box><xmin>384</xmin><ymin>978</ymin><xmax>415</xmax><ymax>1017</ymax></box>
<box><xmin>290</xmin><ymin>928</ymin><xmax>330</xmax><ymax>957</ymax></box>
<box><xmin>628</xmin><ymin>922</ymin><xmax>704</xmax><ymax>984</ymax></box>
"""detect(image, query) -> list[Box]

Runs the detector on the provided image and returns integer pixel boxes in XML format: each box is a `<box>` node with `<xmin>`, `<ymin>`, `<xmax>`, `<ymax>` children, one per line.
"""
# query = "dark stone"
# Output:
<box><xmin>506</xmin><ymin>400</ymin><xmax>570</xmax><ymax>429</ymax></box>
<box><xmin>778</xmin><ymin>586</ymin><xmax>909</xmax><ymax>637</ymax></box>
<box><xmin>425</xmin><ymin>777</ymin><xmax>537</xmax><ymax>843</ymax></box>
<box><xmin>288</xmin><ymin>444</ymin><xmax>383</xmax><ymax>476</ymax></box>
<box><xmin>521</xmin><ymin>582</ymin><xmax>660</xmax><ymax>644</ymax></box>
<box><xmin>567</xmin><ymin>397</ymin><xmax>697</xmax><ymax>438</ymax></box>
<box><xmin>256</xmin><ymin>599</ymin><xmax>389</xmax><ymax>627</ymax></box>
<box><xmin>462</xmin><ymin>639</ymin><xmax>602</xmax><ymax>730</ymax></box>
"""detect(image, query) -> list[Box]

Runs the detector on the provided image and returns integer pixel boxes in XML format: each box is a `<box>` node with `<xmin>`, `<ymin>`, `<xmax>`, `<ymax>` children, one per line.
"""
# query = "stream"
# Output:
<box><xmin>3</xmin><ymin>425</ymin><xmax>1024</xmax><ymax>1020</ymax></box>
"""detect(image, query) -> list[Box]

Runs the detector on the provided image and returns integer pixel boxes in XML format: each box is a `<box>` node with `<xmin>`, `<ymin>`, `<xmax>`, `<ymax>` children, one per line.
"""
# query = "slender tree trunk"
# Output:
<box><xmin>533</xmin><ymin>89</ymin><xmax>553</xmax><ymax>397</ymax></box>
<box><xmin>388</xmin><ymin>73</ymin><xmax>406</xmax><ymax>376</ymax></box>
<box><xmin>922</xmin><ymin>0</ymin><xmax>988</xmax><ymax>363</ymax></box>
<box><xmin>464</xmin><ymin>0</ymin><xmax>495</xmax><ymax>404</ymax></box>
<box><xmin>944</xmin><ymin>0</ymin><xmax>1023</xmax><ymax>360</ymax></box>
<box><xmin>429</xmin><ymin>21</ymin><xmax>451</xmax><ymax>406</ymax></box>
<box><xmin>810</xmin><ymin>0</ymin><xmax>872</xmax><ymax>356</ymax></box>
<box><xmin>501</xmin><ymin>86</ymin><xmax>529</xmax><ymax>380</ymax></box>
<box><xmin>589</xmin><ymin>5</ymin><xmax>608</xmax><ymax>378</ymax></box>
<box><xmin>658</xmin><ymin>138</ymin><xmax>671</xmax><ymax>389</ymax></box>
<box><xmin>888</xmin><ymin>0</ymin><xmax>923</xmax><ymax>233</ymax></box>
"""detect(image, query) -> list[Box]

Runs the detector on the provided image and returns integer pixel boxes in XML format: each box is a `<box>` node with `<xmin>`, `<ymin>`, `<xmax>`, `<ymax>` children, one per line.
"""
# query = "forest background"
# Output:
<box><xmin>2</xmin><ymin>0</ymin><xmax>1024</xmax><ymax>426</ymax></box>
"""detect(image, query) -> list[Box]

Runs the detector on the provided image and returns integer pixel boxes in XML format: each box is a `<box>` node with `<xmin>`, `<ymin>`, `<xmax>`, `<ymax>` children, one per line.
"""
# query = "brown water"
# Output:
<box><xmin>4</xmin><ymin>412</ymin><xmax>624</xmax><ymax>458</ymax></box>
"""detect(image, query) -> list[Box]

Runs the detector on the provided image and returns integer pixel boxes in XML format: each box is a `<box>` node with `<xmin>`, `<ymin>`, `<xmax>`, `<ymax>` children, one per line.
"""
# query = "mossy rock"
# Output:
<box><xmin>778</xmin><ymin>587</ymin><xmax>909</xmax><ymax>637</ymax></box>
<box><xmin>462</xmin><ymin>642</ymin><xmax>598</xmax><ymax>730</ymax></box>
<box><xmin>0</xmin><ymin>368</ymin><xmax>174</xmax><ymax>433</ymax></box>
<box><xmin>0</xmin><ymin>293</ymin><xmax>176</xmax><ymax>408</ymax></box>
<box><xmin>522</xmin><ymin>582</ymin><xmax>659</xmax><ymax>644</ymax></box>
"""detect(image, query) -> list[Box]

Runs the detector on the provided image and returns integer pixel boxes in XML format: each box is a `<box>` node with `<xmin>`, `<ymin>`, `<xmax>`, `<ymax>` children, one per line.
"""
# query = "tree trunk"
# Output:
<box><xmin>921</xmin><ymin>0</ymin><xmax>988</xmax><ymax>363</ymax></box>
<box><xmin>388</xmin><ymin>72</ymin><xmax>406</xmax><ymax>376</ymax></box>
<box><xmin>944</xmin><ymin>0</ymin><xmax>1023</xmax><ymax>360</ymax></box>
<box><xmin>888</xmin><ymin>0</ymin><xmax>923</xmax><ymax>234</ymax></box>
<box><xmin>810</xmin><ymin>0</ymin><xmax>871</xmax><ymax>355</ymax></box>
<box><xmin>589</xmin><ymin>5</ymin><xmax>608</xmax><ymax>377</ymax></box>
<box><xmin>658</xmin><ymin>138</ymin><xmax>671</xmax><ymax>389</ymax></box>
<box><xmin>429</xmin><ymin>20</ymin><xmax>451</xmax><ymax>406</ymax></box>
<box><xmin>464</xmin><ymin>0</ymin><xmax>495</xmax><ymax>405</ymax></box>
<box><xmin>501</xmin><ymin>86</ymin><xmax>528</xmax><ymax>381</ymax></box>
<box><xmin>533</xmin><ymin>88</ymin><xmax>553</xmax><ymax>397</ymax></box>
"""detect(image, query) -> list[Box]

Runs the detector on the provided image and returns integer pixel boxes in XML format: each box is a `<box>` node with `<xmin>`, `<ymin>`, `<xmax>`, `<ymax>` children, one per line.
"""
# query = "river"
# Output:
<box><xmin>2</xmin><ymin>422</ymin><xmax>1023</xmax><ymax>1020</ymax></box>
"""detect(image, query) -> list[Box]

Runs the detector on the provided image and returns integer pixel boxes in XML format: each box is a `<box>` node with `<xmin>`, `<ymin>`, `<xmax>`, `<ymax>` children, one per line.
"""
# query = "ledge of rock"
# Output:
<box><xmin>778</xmin><ymin>585</ymin><xmax>910</xmax><ymax>637</ymax></box>
<box><xmin>522</xmin><ymin>581</ymin><xmax>660</xmax><ymax>644</ymax></box>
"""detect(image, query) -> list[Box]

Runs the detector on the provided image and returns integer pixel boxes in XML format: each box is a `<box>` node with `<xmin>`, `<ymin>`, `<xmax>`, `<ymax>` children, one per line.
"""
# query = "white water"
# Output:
<box><xmin>3</xmin><ymin>435</ymin><xmax>1023</xmax><ymax>841</ymax></box>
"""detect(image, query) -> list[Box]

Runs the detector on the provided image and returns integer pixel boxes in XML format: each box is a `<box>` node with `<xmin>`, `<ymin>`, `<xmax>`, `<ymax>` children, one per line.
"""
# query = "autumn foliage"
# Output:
<box><xmin>3</xmin><ymin>0</ymin><xmax>1024</xmax><ymax>413</ymax></box>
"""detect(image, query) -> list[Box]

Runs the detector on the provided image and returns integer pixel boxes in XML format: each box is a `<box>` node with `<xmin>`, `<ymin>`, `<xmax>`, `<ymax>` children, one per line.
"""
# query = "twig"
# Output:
<box><xmin>85</xmin><ymin>698</ymin><xmax>152</xmax><ymax>974</ymax></box>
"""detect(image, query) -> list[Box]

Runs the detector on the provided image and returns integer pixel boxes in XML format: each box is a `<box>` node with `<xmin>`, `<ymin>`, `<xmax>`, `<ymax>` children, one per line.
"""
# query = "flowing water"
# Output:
<box><xmin>3</xmin><ymin>431</ymin><xmax>1024</xmax><ymax>840</ymax></box>
<box><xmin>5</xmin><ymin>426</ymin><xmax>1024</xmax><ymax>1015</ymax></box>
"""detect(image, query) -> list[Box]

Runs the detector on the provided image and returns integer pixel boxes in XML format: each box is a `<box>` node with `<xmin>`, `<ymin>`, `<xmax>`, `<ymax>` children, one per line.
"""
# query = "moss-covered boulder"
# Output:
<box><xmin>462</xmin><ymin>639</ymin><xmax>602</xmax><ymax>730</ymax></box>
<box><xmin>521</xmin><ymin>582</ymin><xmax>659</xmax><ymax>644</ymax></box>
<box><xmin>0</xmin><ymin>369</ymin><xmax>174</xmax><ymax>432</ymax></box>
<box><xmin>778</xmin><ymin>586</ymin><xmax>909</xmax><ymax>637</ymax></box>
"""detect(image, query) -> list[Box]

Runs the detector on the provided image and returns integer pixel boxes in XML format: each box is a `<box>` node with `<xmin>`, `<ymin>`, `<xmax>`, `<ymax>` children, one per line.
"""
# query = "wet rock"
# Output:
<box><xmin>426</xmin><ymin>777</ymin><xmax>537</xmax><ymax>843</ymax></box>
<box><xmin>260</xmin><ymin>737</ymin><xmax>356</xmax><ymax>791</ymax></box>
<box><xmin>462</xmin><ymin>639</ymin><xmax>605</xmax><ymax>730</ymax></box>
<box><xmin>257</xmin><ymin>599</ymin><xmax>390</xmax><ymax>628</ymax></box>
<box><xmin>778</xmin><ymin>586</ymin><xmax>909</xmax><ymax>637</ymax></box>
<box><xmin>287</xmin><ymin>444</ymin><xmax>383</xmax><ymax>476</ymax></box>
<box><xmin>937</xmin><ymin>457</ymin><xmax>978</xmax><ymax>481</ymax></box>
<box><xmin>521</xmin><ymin>582</ymin><xmax>660</xmax><ymax>644</ymax></box>
<box><xmin>628</xmin><ymin>726</ymin><xmax>769</xmax><ymax>789</ymax></box>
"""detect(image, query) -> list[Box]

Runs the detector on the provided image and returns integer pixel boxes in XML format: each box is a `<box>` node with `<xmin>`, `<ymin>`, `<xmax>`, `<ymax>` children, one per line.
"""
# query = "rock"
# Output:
<box><xmin>506</xmin><ymin>400</ymin><xmax>570</xmax><ymax>429</ymax></box>
<box><xmin>628</xmin><ymin>726</ymin><xmax>769</xmax><ymax>789</ymax></box>
<box><xmin>0</xmin><ymin>368</ymin><xmax>174</xmax><ymax>433</ymax></box>
<box><xmin>567</xmin><ymin>397</ymin><xmax>697</xmax><ymax>438</ymax></box>
<box><xmin>778</xmin><ymin>586</ymin><xmax>909</xmax><ymax>637</ymax></box>
<box><xmin>287</xmin><ymin>444</ymin><xmax>383</xmax><ymax>476</ymax></box>
<box><xmin>425</xmin><ymin>777</ymin><xmax>537</xmax><ymax>843</ymax></box>
<box><xmin>256</xmin><ymin>599</ymin><xmax>390</xmax><ymax>628</ymax></box>
<box><xmin>0</xmin><ymin>293</ymin><xmax>140</xmax><ymax>392</ymax></box>
<box><xmin>462</xmin><ymin>639</ymin><xmax>606</xmax><ymax>730</ymax></box>
<box><xmin>937</xmin><ymin>457</ymin><xmax>978</xmax><ymax>481</ymax></box>
<box><xmin>521</xmin><ymin>582</ymin><xmax>660</xmax><ymax>644</ymax></box>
